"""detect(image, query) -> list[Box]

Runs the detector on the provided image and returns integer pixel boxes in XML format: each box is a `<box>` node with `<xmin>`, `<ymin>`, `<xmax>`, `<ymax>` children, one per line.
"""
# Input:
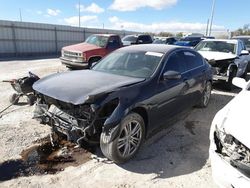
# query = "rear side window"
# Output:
<box><xmin>183</xmin><ymin>51</ymin><xmax>203</xmax><ymax>70</ymax></box>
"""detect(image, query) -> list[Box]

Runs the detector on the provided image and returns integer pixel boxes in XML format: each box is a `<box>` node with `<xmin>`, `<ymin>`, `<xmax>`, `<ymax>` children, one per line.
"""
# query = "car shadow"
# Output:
<box><xmin>114</xmin><ymin>91</ymin><xmax>234</xmax><ymax>179</ymax></box>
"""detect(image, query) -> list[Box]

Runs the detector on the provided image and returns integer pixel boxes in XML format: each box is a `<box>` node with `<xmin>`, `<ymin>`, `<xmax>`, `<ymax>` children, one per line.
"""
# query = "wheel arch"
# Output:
<box><xmin>88</xmin><ymin>56</ymin><xmax>102</xmax><ymax>63</ymax></box>
<box><xmin>131</xmin><ymin>106</ymin><xmax>149</xmax><ymax>137</ymax></box>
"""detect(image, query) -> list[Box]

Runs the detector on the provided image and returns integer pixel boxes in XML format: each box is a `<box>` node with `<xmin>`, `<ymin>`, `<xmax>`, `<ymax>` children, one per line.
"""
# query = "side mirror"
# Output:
<box><xmin>240</xmin><ymin>50</ymin><xmax>249</xmax><ymax>56</ymax></box>
<box><xmin>232</xmin><ymin>77</ymin><xmax>247</xmax><ymax>89</ymax></box>
<box><xmin>163</xmin><ymin>71</ymin><xmax>181</xmax><ymax>80</ymax></box>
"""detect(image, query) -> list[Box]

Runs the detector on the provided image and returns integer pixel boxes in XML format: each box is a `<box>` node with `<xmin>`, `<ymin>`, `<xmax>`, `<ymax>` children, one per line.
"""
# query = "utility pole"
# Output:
<box><xmin>19</xmin><ymin>8</ymin><xmax>22</xmax><ymax>22</ymax></box>
<box><xmin>78</xmin><ymin>0</ymin><xmax>81</xmax><ymax>27</ymax></box>
<box><xmin>205</xmin><ymin>19</ymin><xmax>209</xmax><ymax>36</ymax></box>
<box><xmin>209</xmin><ymin>0</ymin><xmax>216</xmax><ymax>36</ymax></box>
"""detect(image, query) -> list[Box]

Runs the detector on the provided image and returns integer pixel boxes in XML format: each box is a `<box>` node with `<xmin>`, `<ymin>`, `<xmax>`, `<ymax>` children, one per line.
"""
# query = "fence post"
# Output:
<box><xmin>11</xmin><ymin>23</ymin><xmax>17</xmax><ymax>57</ymax></box>
<box><xmin>54</xmin><ymin>27</ymin><xmax>58</xmax><ymax>54</ymax></box>
<box><xmin>83</xmin><ymin>28</ymin><xmax>86</xmax><ymax>41</ymax></box>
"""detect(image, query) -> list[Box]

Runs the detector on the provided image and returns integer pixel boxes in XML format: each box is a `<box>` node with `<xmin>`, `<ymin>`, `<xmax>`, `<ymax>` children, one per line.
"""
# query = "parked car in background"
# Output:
<box><xmin>233</xmin><ymin>36</ymin><xmax>250</xmax><ymax>52</ymax></box>
<box><xmin>210</xmin><ymin>77</ymin><xmax>250</xmax><ymax>188</ymax></box>
<box><xmin>233</xmin><ymin>36</ymin><xmax>250</xmax><ymax>71</ymax></box>
<box><xmin>195</xmin><ymin>39</ymin><xmax>250</xmax><ymax>90</ymax></box>
<box><xmin>174</xmin><ymin>37</ymin><xmax>203</xmax><ymax>47</ymax></box>
<box><xmin>122</xmin><ymin>34</ymin><xmax>153</xmax><ymax>46</ymax></box>
<box><xmin>153</xmin><ymin>37</ymin><xmax>177</xmax><ymax>45</ymax></box>
<box><xmin>33</xmin><ymin>44</ymin><xmax>212</xmax><ymax>163</ymax></box>
<box><xmin>60</xmin><ymin>34</ymin><xmax>123</xmax><ymax>69</ymax></box>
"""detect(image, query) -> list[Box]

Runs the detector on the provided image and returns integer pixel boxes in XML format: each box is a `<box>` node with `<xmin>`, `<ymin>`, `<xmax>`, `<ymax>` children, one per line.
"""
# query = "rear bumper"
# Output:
<box><xmin>60</xmin><ymin>57</ymin><xmax>89</xmax><ymax>68</ymax></box>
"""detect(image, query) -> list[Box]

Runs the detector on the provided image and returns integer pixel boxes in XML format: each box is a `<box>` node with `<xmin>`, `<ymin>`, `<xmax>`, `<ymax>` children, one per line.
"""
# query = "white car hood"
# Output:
<box><xmin>198</xmin><ymin>51</ymin><xmax>236</xmax><ymax>61</ymax></box>
<box><xmin>223</xmin><ymin>91</ymin><xmax>250</xmax><ymax>148</ymax></box>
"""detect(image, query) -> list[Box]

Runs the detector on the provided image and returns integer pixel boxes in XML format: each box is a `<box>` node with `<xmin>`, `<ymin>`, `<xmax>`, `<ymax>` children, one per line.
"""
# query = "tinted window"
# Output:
<box><xmin>165</xmin><ymin>50</ymin><xmax>203</xmax><ymax>73</ymax></box>
<box><xmin>164</xmin><ymin>52</ymin><xmax>186</xmax><ymax>73</ymax></box>
<box><xmin>107</xmin><ymin>36</ymin><xmax>120</xmax><ymax>48</ymax></box>
<box><xmin>183</xmin><ymin>51</ymin><xmax>203</xmax><ymax>70</ymax></box>
<box><xmin>138</xmin><ymin>35</ymin><xmax>152</xmax><ymax>43</ymax></box>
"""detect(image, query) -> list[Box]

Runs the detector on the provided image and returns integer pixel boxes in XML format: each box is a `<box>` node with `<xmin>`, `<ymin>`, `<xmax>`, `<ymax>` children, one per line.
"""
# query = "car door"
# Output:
<box><xmin>181</xmin><ymin>50</ymin><xmax>206</xmax><ymax>105</ymax></box>
<box><xmin>152</xmin><ymin>50</ymin><xmax>189</xmax><ymax>127</ymax></box>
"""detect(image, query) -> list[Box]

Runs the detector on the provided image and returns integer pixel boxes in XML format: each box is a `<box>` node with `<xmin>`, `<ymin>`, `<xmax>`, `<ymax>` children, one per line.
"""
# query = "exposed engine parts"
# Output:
<box><xmin>214</xmin><ymin>130</ymin><xmax>250</xmax><ymax>177</ymax></box>
<box><xmin>33</xmin><ymin>95</ymin><xmax>119</xmax><ymax>145</ymax></box>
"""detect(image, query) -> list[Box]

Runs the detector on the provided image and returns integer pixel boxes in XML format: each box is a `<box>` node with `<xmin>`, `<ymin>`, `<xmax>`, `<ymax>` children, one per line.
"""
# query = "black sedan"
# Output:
<box><xmin>33</xmin><ymin>44</ymin><xmax>213</xmax><ymax>163</ymax></box>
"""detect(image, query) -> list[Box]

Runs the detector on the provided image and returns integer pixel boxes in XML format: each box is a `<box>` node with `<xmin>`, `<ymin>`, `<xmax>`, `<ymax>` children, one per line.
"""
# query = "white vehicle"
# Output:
<box><xmin>209</xmin><ymin>77</ymin><xmax>250</xmax><ymax>188</ymax></box>
<box><xmin>195</xmin><ymin>39</ymin><xmax>250</xmax><ymax>90</ymax></box>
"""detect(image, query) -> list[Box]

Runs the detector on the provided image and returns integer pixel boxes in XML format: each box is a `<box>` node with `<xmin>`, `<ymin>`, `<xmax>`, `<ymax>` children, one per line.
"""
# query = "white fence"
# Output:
<box><xmin>0</xmin><ymin>20</ymin><xmax>136</xmax><ymax>58</ymax></box>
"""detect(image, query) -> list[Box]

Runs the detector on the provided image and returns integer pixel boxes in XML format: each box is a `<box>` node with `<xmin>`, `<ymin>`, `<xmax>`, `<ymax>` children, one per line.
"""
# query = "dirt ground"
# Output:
<box><xmin>0</xmin><ymin>58</ymin><xmax>245</xmax><ymax>188</ymax></box>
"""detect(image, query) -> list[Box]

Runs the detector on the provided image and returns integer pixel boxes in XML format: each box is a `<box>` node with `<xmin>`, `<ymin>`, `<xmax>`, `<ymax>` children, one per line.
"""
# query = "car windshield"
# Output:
<box><xmin>92</xmin><ymin>51</ymin><xmax>163</xmax><ymax>78</ymax></box>
<box><xmin>122</xmin><ymin>36</ymin><xmax>137</xmax><ymax>42</ymax></box>
<box><xmin>85</xmin><ymin>35</ymin><xmax>109</xmax><ymax>47</ymax></box>
<box><xmin>195</xmin><ymin>41</ymin><xmax>236</xmax><ymax>54</ymax></box>
<box><xmin>153</xmin><ymin>39</ymin><xmax>165</xmax><ymax>44</ymax></box>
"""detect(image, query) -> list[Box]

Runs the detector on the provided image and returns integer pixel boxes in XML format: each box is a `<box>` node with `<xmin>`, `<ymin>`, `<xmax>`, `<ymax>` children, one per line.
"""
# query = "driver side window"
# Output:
<box><xmin>164</xmin><ymin>51</ymin><xmax>185</xmax><ymax>73</ymax></box>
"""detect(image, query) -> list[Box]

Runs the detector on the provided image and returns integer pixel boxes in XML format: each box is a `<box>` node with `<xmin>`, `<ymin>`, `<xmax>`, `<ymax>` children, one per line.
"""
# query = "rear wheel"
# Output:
<box><xmin>100</xmin><ymin>113</ymin><xmax>145</xmax><ymax>163</ymax></box>
<box><xmin>197</xmin><ymin>81</ymin><xmax>212</xmax><ymax>108</ymax></box>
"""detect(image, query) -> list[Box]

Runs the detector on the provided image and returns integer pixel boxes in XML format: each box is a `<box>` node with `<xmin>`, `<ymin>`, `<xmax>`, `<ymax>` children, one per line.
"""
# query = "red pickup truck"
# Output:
<box><xmin>60</xmin><ymin>34</ymin><xmax>123</xmax><ymax>69</ymax></box>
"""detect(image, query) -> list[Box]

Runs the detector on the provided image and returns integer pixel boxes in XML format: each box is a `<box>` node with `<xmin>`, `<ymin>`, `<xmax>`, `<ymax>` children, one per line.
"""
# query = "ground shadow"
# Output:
<box><xmin>115</xmin><ymin>92</ymin><xmax>234</xmax><ymax>179</ymax></box>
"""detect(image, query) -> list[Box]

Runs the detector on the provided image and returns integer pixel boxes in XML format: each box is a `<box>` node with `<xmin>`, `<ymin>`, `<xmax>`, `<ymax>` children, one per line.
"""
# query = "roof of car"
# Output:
<box><xmin>117</xmin><ymin>44</ymin><xmax>185</xmax><ymax>54</ymax></box>
<box><xmin>201</xmin><ymin>39</ymin><xmax>238</xmax><ymax>43</ymax></box>
<box><xmin>233</xmin><ymin>35</ymin><xmax>250</xmax><ymax>38</ymax></box>
<box><xmin>94</xmin><ymin>34</ymin><xmax>119</xmax><ymax>37</ymax></box>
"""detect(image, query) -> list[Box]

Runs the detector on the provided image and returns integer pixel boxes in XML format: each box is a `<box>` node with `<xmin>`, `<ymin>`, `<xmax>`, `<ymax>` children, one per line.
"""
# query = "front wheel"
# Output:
<box><xmin>225</xmin><ymin>68</ymin><xmax>237</xmax><ymax>91</ymax></box>
<box><xmin>100</xmin><ymin>113</ymin><xmax>145</xmax><ymax>164</ymax></box>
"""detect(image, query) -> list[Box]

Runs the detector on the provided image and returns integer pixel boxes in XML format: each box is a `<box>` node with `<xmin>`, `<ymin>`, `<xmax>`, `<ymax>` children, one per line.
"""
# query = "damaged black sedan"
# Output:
<box><xmin>33</xmin><ymin>44</ymin><xmax>212</xmax><ymax>163</ymax></box>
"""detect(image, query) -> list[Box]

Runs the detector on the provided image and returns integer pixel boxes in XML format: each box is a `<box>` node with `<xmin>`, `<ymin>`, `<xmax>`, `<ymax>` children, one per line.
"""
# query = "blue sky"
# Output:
<box><xmin>0</xmin><ymin>0</ymin><xmax>249</xmax><ymax>34</ymax></box>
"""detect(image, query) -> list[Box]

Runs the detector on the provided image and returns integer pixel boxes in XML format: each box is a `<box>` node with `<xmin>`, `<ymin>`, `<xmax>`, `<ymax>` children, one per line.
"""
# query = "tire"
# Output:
<box><xmin>27</xmin><ymin>94</ymin><xmax>36</xmax><ymax>106</ymax></box>
<box><xmin>197</xmin><ymin>81</ymin><xmax>212</xmax><ymax>108</ymax></box>
<box><xmin>100</xmin><ymin>112</ymin><xmax>145</xmax><ymax>164</ymax></box>
<box><xmin>88</xmin><ymin>57</ymin><xmax>101</xmax><ymax>68</ymax></box>
<box><xmin>9</xmin><ymin>93</ymin><xmax>19</xmax><ymax>105</ymax></box>
<box><xmin>225</xmin><ymin>68</ymin><xmax>237</xmax><ymax>91</ymax></box>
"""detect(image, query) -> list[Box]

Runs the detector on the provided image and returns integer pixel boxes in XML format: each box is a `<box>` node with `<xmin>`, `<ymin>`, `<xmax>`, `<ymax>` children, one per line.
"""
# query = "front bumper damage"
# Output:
<box><xmin>210</xmin><ymin>129</ymin><xmax>250</xmax><ymax>188</ymax></box>
<box><xmin>209</xmin><ymin>59</ymin><xmax>236</xmax><ymax>82</ymax></box>
<box><xmin>33</xmin><ymin>95</ymin><xmax>121</xmax><ymax>145</ymax></box>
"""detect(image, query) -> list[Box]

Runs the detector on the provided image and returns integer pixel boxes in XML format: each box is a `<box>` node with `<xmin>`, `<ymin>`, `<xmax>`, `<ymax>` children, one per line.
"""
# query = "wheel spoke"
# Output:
<box><xmin>118</xmin><ymin>137</ymin><xmax>126</xmax><ymax>149</ymax></box>
<box><xmin>118</xmin><ymin>120</ymin><xmax>142</xmax><ymax>157</ymax></box>
<box><xmin>130</xmin><ymin>123</ymin><xmax>140</xmax><ymax>136</ymax></box>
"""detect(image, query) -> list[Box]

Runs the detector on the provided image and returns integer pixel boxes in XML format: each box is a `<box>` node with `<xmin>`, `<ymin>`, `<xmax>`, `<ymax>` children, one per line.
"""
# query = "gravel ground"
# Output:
<box><xmin>0</xmin><ymin>58</ymin><xmax>245</xmax><ymax>188</ymax></box>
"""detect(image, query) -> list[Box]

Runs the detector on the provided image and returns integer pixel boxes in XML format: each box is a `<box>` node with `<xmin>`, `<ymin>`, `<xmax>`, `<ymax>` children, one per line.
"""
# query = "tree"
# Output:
<box><xmin>176</xmin><ymin>32</ymin><xmax>184</xmax><ymax>38</ymax></box>
<box><xmin>158</xmin><ymin>32</ymin><xmax>174</xmax><ymax>37</ymax></box>
<box><xmin>233</xmin><ymin>24</ymin><xmax>250</xmax><ymax>36</ymax></box>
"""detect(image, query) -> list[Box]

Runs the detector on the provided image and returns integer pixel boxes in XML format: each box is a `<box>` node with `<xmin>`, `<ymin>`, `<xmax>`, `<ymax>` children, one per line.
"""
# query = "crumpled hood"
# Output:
<box><xmin>62</xmin><ymin>43</ymin><xmax>101</xmax><ymax>52</ymax></box>
<box><xmin>222</xmin><ymin>91</ymin><xmax>250</xmax><ymax>149</ymax></box>
<box><xmin>198</xmin><ymin>51</ymin><xmax>236</xmax><ymax>61</ymax></box>
<box><xmin>33</xmin><ymin>70</ymin><xmax>144</xmax><ymax>105</ymax></box>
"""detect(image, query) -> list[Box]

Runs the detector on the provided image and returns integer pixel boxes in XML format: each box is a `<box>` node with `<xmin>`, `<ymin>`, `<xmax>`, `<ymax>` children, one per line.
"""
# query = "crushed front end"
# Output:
<box><xmin>33</xmin><ymin>94</ymin><xmax>120</xmax><ymax>145</ymax></box>
<box><xmin>208</xmin><ymin>58</ymin><xmax>236</xmax><ymax>82</ymax></box>
<box><xmin>210</xmin><ymin>127</ymin><xmax>250</xmax><ymax>187</ymax></box>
